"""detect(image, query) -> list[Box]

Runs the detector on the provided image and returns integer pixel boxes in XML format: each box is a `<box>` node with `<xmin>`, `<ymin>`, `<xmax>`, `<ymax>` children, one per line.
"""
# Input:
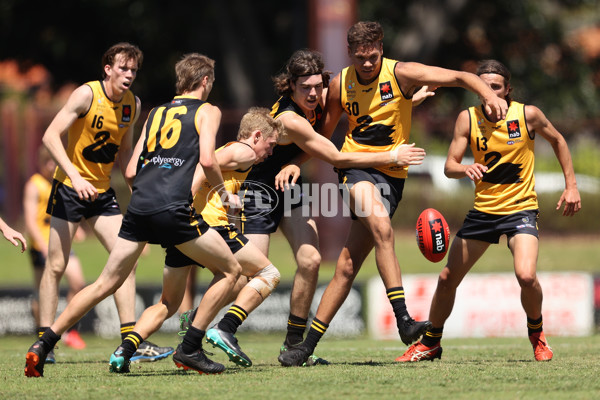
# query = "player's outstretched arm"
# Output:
<box><xmin>396</xmin><ymin>62</ymin><xmax>508</xmax><ymax>121</ymax></box>
<box><xmin>526</xmin><ymin>105</ymin><xmax>581</xmax><ymax>216</ymax></box>
<box><xmin>282</xmin><ymin>112</ymin><xmax>424</xmax><ymax>169</ymax></box>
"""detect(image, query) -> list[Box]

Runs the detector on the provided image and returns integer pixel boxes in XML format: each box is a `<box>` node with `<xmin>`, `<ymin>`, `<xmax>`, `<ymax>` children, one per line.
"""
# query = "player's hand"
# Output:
<box><xmin>393</xmin><ymin>143</ymin><xmax>426</xmax><ymax>166</ymax></box>
<box><xmin>412</xmin><ymin>85</ymin><xmax>437</xmax><ymax>106</ymax></box>
<box><xmin>482</xmin><ymin>95</ymin><xmax>508</xmax><ymax>122</ymax></box>
<box><xmin>223</xmin><ymin>192</ymin><xmax>242</xmax><ymax>214</ymax></box>
<box><xmin>275</xmin><ymin>164</ymin><xmax>301</xmax><ymax>191</ymax></box>
<box><xmin>71</xmin><ymin>176</ymin><xmax>98</xmax><ymax>201</ymax></box>
<box><xmin>2</xmin><ymin>228</ymin><xmax>27</xmax><ymax>253</ymax></box>
<box><xmin>464</xmin><ymin>163</ymin><xmax>488</xmax><ymax>181</ymax></box>
<box><xmin>556</xmin><ymin>187</ymin><xmax>581</xmax><ymax>217</ymax></box>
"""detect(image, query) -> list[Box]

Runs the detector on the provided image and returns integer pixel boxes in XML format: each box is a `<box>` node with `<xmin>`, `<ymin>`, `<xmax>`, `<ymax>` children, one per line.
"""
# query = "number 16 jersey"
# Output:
<box><xmin>128</xmin><ymin>96</ymin><xmax>206</xmax><ymax>215</ymax></box>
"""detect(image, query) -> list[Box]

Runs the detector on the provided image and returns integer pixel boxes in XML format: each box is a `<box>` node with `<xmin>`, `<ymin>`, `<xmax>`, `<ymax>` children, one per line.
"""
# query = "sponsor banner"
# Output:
<box><xmin>368</xmin><ymin>272</ymin><xmax>594</xmax><ymax>340</ymax></box>
<box><xmin>0</xmin><ymin>284</ymin><xmax>364</xmax><ymax>338</ymax></box>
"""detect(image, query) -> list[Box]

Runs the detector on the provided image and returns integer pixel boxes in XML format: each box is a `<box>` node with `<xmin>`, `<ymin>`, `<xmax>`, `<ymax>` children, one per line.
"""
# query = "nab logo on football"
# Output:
<box><xmin>379</xmin><ymin>81</ymin><xmax>393</xmax><ymax>101</ymax></box>
<box><xmin>416</xmin><ymin>208</ymin><xmax>450</xmax><ymax>263</ymax></box>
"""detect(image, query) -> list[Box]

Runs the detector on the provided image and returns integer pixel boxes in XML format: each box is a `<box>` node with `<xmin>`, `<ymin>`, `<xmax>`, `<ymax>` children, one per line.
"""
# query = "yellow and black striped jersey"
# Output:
<box><xmin>26</xmin><ymin>173</ymin><xmax>51</xmax><ymax>251</ymax></box>
<box><xmin>469</xmin><ymin>101</ymin><xmax>538</xmax><ymax>214</ymax></box>
<box><xmin>340</xmin><ymin>57</ymin><xmax>413</xmax><ymax>178</ymax></box>
<box><xmin>194</xmin><ymin>142</ymin><xmax>252</xmax><ymax>226</ymax></box>
<box><xmin>53</xmin><ymin>80</ymin><xmax>136</xmax><ymax>192</ymax></box>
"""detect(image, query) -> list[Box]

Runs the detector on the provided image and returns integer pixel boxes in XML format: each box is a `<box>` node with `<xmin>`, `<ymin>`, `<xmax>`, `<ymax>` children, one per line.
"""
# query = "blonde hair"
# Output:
<box><xmin>237</xmin><ymin>107</ymin><xmax>284</xmax><ymax>141</ymax></box>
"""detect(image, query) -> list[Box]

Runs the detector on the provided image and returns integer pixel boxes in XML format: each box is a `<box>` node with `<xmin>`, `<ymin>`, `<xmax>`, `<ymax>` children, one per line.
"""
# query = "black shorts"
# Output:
<box><xmin>456</xmin><ymin>209</ymin><xmax>539</xmax><ymax>244</ymax></box>
<box><xmin>28</xmin><ymin>248</ymin><xmax>76</xmax><ymax>269</ymax></box>
<box><xmin>29</xmin><ymin>249</ymin><xmax>45</xmax><ymax>269</ymax></box>
<box><xmin>118</xmin><ymin>204</ymin><xmax>210</xmax><ymax>248</ymax></box>
<box><xmin>47</xmin><ymin>179</ymin><xmax>121</xmax><ymax>222</ymax></box>
<box><xmin>165</xmin><ymin>224</ymin><xmax>249</xmax><ymax>268</ymax></box>
<box><xmin>336</xmin><ymin>167</ymin><xmax>405</xmax><ymax>219</ymax></box>
<box><xmin>239</xmin><ymin>177</ymin><xmax>304</xmax><ymax>234</ymax></box>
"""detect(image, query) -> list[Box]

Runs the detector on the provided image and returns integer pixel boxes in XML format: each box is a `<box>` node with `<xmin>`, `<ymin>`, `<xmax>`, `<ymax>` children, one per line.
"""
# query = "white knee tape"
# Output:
<box><xmin>247</xmin><ymin>264</ymin><xmax>280</xmax><ymax>299</ymax></box>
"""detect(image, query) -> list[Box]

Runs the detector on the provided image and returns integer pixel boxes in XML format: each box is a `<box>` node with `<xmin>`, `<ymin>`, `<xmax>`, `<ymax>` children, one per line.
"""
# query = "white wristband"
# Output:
<box><xmin>389</xmin><ymin>149</ymin><xmax>398</xmax><ymax>163</ymax></box>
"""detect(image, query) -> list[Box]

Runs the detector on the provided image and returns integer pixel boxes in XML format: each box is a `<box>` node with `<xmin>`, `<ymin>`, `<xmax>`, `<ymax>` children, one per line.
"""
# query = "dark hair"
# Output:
<box><xmin>101</xmin><ymin>42</ymin><xmax>143</xmax><ymax>79</ymax></box>
<box><xmin>272</xmin><ymin>49</ymin><xmax>331</xmax><ymax>97</ymax></box>
<box><xmin>175</xmin><ymin>53</ymin><xmax>215</xmax><ymax>95</ymax></box>
<box><xmin>476</xmin><ymin>59</ymin><xmax>512</xmax><ymax>103</ymax></box>
<box><xmin>347</xmin><ymin>21</ymin><xmax>384</xmax><ymax>50</ymax></box>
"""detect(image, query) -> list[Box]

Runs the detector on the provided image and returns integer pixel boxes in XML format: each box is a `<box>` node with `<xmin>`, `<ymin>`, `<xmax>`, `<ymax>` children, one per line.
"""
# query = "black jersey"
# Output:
<box><xmin>245</xmin><ymin>96</ymin><xmax>322</xmax><ymax>185</ymax></box>
<box><xmin>127</xmin><ymin>96</ymin><xmax>207</xmax><ymax>215</ymax></box>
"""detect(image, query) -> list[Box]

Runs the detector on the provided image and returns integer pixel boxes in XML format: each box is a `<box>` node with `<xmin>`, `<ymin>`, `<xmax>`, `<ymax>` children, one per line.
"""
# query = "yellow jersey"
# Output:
<box><xmin>193</xmin><ymin>142</ymin><xmax>252</xmax><ymax>226</ymax></box>
<box><xmin>340</xmin><ymin>57</ymin><xmax>413</xmax><ymax>178</ymax></box>
<box><xmin>469</xmin><ymin>101</ymin><xmax>538</xmax><ymax>214</ymax></box>
<box><xmin>26</xmin><ymin>173</ymin><xmax>52</xmax><ymax>251</ymax></box>
<box><xmin>54</xmin><ymin>80</ymin><xmax>136</xmax><ymax>192</ymax></box>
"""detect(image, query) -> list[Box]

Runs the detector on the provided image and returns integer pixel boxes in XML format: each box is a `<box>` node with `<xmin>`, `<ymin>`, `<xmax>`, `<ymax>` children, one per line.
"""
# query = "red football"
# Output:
<box><xmin>416</xmin><ymin>208</ymin><xmax>450</xmax><ymax>263</ymax></box>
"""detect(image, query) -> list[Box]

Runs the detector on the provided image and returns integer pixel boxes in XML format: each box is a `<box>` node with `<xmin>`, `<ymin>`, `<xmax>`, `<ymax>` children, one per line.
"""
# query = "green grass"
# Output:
<box><xmin>2</xmin><ymin>333</ymin><xmax>599</xmax><ymax>399</ymax></box>
<box><xmin>1</xmin><ymin>230</ymin><xmax>599</xmax><ymax>288</ymax></box>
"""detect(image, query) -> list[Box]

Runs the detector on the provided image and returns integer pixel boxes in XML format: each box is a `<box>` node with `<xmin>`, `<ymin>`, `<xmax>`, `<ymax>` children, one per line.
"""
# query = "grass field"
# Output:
<box><xmin>1</xmin><ymin>230</ymin><xmax>599</xmax><ymax>286</ymax></box>
<box><xmin>2</xmin><ymin>333</ymin><xmax>600</xmax><ymax>400</ymax></box>
<box><xmin>1</xmin><ymin>230</ymin><xmax>598</xmax><ymax>399</ymax></box>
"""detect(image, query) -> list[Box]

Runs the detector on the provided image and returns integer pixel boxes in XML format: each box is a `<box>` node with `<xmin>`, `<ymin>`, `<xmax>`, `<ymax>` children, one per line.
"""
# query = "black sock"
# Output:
<box><xmin>39</xmin><ymin>329</ymin><xmax>61</xmax><ymax>353</ymax></box>
<box><xmin>120</xmin><ymin>322</ymin><xmax>136</xmax><ymax>341</ymax></box>
<box><xmin>303</xmin><ymin>318</ymin><xmax>329</xmax><ymax>353</ymax></box>
<box><xmin>527</xmin><ymin>316</ymin><xmax>543</xmax><ymax>336</ymax></box>
<box><xmin>37</xmin><ymin>327</ymin><xmax>48</xmax><ymax>339</ymax></box>
<box><xmin>217</xmin><ymin>304</ymin><xmax>247</xmax><ymax>334</ymax></box>
<box><xmin>182</xmin><ymin>325</ymin><xmax>205</xmax><ymax>354</ymax></box>
<box><xmin>285</xmin><ymin>314</ymin><xmax>307</xmax><ymax>347</ymax></box>
<box><xmin>120</xmin><ymin>331</ymin><xmax>143</xmax><ymax>359</ymax></box>
<box><xmin>421</xmin><ymin>327</ymin><xmax>443</xmax><ymax>347</ymax></box>
<box><xmin>386</xmin><ymin>287</ymin><xmax>409</xmax><ymax>325</ymax></box>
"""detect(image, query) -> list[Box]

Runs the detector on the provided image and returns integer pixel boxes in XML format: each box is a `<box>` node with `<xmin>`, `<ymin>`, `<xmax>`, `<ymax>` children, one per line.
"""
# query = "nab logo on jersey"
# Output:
<box><xmin>379</xmin><ymin>81</ymin><xmax>394</xmax><ymax>101</ymax></box>
<box><xmin>122</xmin><ymin>105</ymin><xmax>132</xmax><ymax>122</ymax></box>
<box><xmin>507</xmin><ymin>120</ymin><xmax>521</xmax><ymax>139</ymax></box>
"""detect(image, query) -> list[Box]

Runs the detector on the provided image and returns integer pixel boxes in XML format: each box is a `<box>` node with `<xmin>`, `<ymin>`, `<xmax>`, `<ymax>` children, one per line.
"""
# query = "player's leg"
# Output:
<box><xmin>206</xmin><ymin>241</ymin><xmax>278</xmax><ymax>367</ymax></box>
<box><xmin>397</xmin><ymin>236</ymin><xmax>489</xmax><ymax>362</ymax></box>
<box><xmin>509</xmin><ymin>233</ymin><xmax>542</xmax><ymax>319</ymax></box>
<box><xmin>277</xmin><ymin>220</ymin><xmax>371</xmax><ymax>367</ymax></box>
<box><xmin>178</xmin><ymin>268</ymin><xmax>197</xmax><ymax>314</ymax></box>
<box><xmin>62</xmin><ymin>253</ymin><xmax>87</xmax><ymax>350</ymax></box>
<box><xmin>350</xmin><ymin>180</ymin><xmax>431</xmax><ymax>345</ymax></box>
<box><xmin>350</xmin><ymin>181</ymin><xmax>400</xmax><ymax>287</ymax></box>
<box><xmin>244</xmin><ymin>232</ymin><xmax>270</xmax><ymax>256</ymax></box>
<box><xmin>278</xmin><ymin>210</ymin><xmax>321</xmax><ymax>347</ymax></box>
<box><xmin>88</xmin><ymin>214</ymin><xmax>137</xmax><ymax>327</ymax></box>
<box><xmin>177</xmin><ymin>230</ymin><xmax>242</xmax><ymax>330</ymax></box>
<box><xmin>38</xmin><ymin>217</ymin><xmax>78</xmax><ymax>327</ymax></box>
<box><xmin>173</xmin><ymin>230</ymin><xmax>242</xmax><ymax>374</ymax></box>
<box><xmin>25</xmin><ymin>238</ymin><xmax>146</xmax><ymax>377</ymax></box>
<box><xmin>430</xmin><ymin>236</ymin><xmax>489</xmax><ymax>327</ymax></box>
<box><xmin>109</xmin><ymin>265</ymin><xmax>190</xmax><ymax>372</ymax></box>
<box><xmin>508</xmin><ymin>233</ymin><xmax>551</xmax><ymax>360</ymax></box>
